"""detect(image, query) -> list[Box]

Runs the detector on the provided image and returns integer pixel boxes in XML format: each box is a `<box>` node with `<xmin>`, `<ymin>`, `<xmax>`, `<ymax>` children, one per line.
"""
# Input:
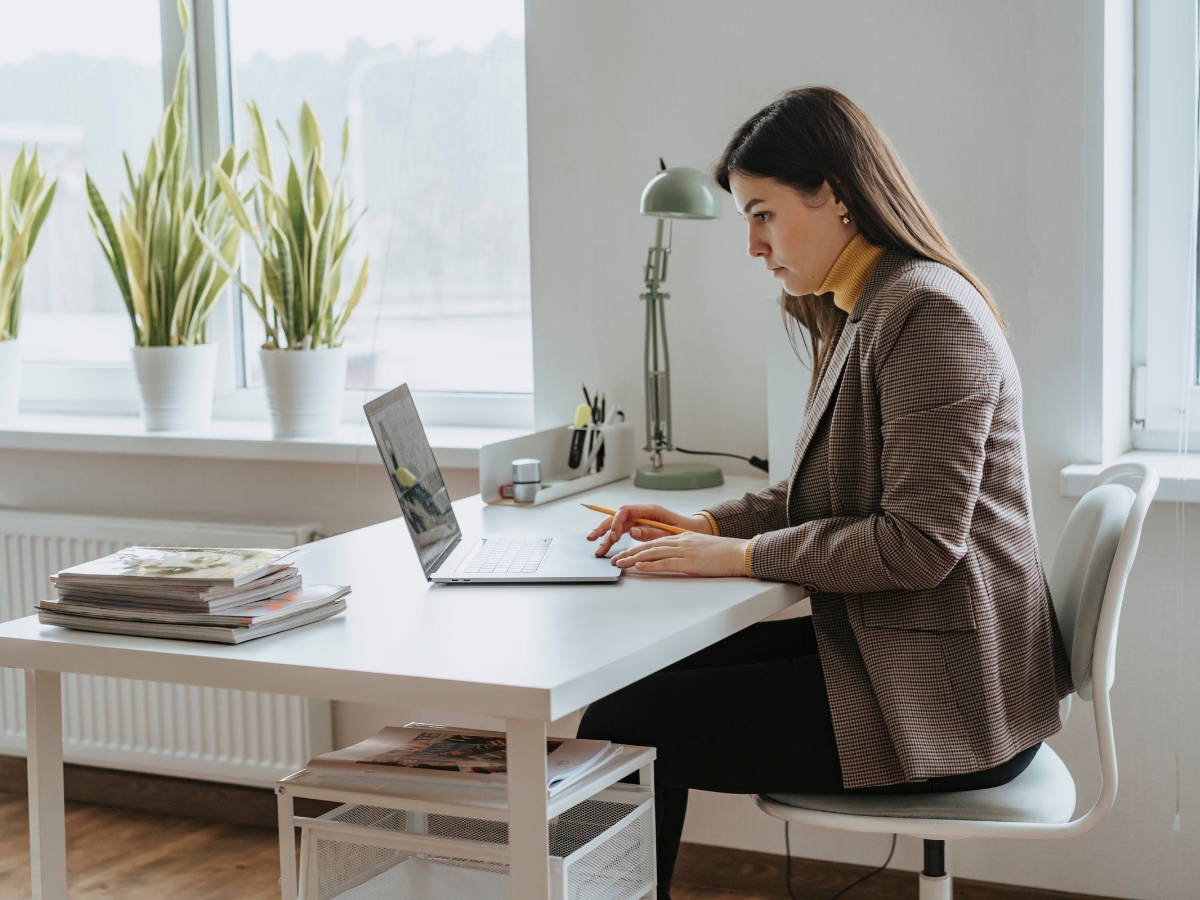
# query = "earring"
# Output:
<box><xmin>842</xmin><ymin>213</ymin><xmax>851</xmax><ymax>225</ymax></box>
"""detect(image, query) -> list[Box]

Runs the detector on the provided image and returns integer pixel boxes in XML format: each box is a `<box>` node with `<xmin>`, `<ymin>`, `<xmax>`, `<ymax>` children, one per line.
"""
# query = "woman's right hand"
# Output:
<box><xmin>588</xmin><ymin>504</ymin><xmax>713</xmax><ymax>557</ymax></box>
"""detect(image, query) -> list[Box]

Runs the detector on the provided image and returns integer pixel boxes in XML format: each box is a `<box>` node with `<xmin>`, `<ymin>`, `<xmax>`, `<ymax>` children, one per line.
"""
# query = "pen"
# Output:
<box><xmin>581</xmin><ymin>503</ymin><xmax>689</xmax><ymax>535</ymax></box>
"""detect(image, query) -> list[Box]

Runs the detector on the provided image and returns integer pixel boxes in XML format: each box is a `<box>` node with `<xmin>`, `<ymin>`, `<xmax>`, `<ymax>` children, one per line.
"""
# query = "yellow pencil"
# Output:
<box><xmin>581</xmin><ymin>503</ymin><xmax>689</xmax><ymax>535</ymax></box>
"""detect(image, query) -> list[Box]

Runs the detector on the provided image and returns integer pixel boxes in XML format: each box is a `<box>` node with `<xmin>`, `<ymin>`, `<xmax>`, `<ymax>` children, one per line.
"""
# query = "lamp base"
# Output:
<box><xmin>634</xmin><ymin>461</ymin><xmax>724</xmax><ymax>490</ymax></box>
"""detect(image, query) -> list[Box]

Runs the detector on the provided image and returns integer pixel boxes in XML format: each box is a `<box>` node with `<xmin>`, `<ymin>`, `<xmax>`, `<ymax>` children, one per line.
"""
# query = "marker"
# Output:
<box><xmin>568</xmin><ymin>403</ymin><xmax>591</xmax><ymax>468</ymax></box>
<box><xmin>581</xmin><ymin>503</ymin><xmax>689</xmax><ymax>535</ymax></box>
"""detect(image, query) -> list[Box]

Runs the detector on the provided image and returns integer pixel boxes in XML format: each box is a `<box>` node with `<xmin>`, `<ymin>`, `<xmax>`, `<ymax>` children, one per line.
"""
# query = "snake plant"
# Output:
<box><xmin>0</xmin><ymin>147</ymin><xmax>58</xmax><ymax>341</ymax></box>
<box><xmin>206</xmin><ymin>101</ymin><xmax>369</xmax><ymax>350</ymax></box>
<box><xmin>85</xmin><ymin>0</ymin><xmax>247</xmax><ymax>347</ymax></box>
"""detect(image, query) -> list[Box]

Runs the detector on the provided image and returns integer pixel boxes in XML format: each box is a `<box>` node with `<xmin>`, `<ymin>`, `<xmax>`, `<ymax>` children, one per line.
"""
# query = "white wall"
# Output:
<box><xmin>524</xmin><ymin>1</ymin><xmax>1197</xmax><ymax>897</ymax></box>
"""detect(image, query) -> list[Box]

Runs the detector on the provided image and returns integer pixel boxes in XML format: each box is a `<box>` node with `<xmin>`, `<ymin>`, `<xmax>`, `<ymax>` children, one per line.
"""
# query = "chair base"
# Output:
<box><xmin>920</xmin><ymin>872</ymin><xmax>952</xmax><ymax>899</ymax></box>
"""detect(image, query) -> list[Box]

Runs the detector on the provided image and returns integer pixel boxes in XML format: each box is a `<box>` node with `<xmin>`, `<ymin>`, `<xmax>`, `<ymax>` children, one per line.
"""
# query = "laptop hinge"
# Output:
<box><xmin>426</xmin><ymin>534</ymin><xmax>462</xmax><ymax>580</ymax></box>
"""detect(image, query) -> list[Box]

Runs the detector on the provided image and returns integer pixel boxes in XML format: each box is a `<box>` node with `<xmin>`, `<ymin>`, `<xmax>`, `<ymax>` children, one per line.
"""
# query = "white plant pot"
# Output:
<box><xmin>0</xmin><ymin>339</ymin><xmax>20</xmax><ymax>423</ymax></box>
<box><xmin>260</xmin><ymin>346</ymin><xmax>347</xmax><ymax>439</ymax></box>
<box><xmin>131</xmin><ymin>344</ymin><xmax>218</xmax><ymax>432</ymax></box>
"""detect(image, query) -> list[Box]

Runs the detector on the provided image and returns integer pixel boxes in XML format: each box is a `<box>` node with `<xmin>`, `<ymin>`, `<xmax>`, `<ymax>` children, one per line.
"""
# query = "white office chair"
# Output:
<box><xmin>754</xmin><ymin>461</ymin><xmax>1158</xmax><ymax>899</ymax></box>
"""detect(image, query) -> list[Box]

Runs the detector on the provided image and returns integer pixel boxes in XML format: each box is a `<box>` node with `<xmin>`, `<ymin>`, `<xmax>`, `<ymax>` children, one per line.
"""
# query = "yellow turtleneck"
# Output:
<box><xmin>817</xmin><ymin>232</ymin><xmax>885</xmax><ymax>314</ymax></box>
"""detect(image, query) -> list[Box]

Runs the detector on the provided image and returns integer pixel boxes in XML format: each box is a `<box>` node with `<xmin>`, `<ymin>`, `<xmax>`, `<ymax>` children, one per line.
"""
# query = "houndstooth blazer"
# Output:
<box><xmin>705</xmin><ymin>251</ymin><xmax>1073</xmax><ymax>790</ymax></box>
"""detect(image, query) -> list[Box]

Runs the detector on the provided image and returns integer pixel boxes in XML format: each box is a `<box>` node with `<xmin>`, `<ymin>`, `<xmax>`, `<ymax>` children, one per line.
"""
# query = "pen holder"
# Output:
<box><xmin>481</xmin><ymin>423</ymin><xmax>635</xmax><ymax>506</ymax></box>
<box><xmin>568</xmin><ymin>424</ymin><xmax>606</xmax><ymax>476</ymax></box>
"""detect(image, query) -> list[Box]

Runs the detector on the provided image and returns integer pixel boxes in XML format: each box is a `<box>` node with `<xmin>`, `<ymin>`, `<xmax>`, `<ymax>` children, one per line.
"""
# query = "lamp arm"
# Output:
<box><xmin>658</xmin><ymin>288</ymin><xmax>672</xmax><ymax>450</ymax></box>
<box><xmin>641</xmin><ymin>218</ymin><xmax>673</xmax><ymax>462</ymax></box>
<box><xmin>643</xmin><ymin>276</ymin><xmax>654</xmax><ymax>454</ymax></box>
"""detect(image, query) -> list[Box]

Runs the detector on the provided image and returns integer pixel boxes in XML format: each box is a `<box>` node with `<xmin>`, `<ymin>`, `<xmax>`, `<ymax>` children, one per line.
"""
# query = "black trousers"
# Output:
<box><xmin>577</xmin><ymin>617</ymin><xmax>1038</xmax><ymax>893</ymax></box>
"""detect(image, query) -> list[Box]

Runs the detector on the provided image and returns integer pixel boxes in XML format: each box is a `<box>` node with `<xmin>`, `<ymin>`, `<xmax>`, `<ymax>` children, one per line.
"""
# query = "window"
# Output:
<box><xmin>7</xmin><ymin>0</ymin><xmax>533</xmax><ymax>428</ymax></box>
<box><xmin>226</xmin><ymin>0</ymin><xmax>532</xmax><ymax>396</ymax></box>
<box><xmin>1135</xmin><ymin>0</ymin><xmax>1200</xmax><ymax>447</ymax></box>
<box><xmin>0</xmin><ymin>0</ymin><xmax>162</xmax><ymax>364</ymax></box>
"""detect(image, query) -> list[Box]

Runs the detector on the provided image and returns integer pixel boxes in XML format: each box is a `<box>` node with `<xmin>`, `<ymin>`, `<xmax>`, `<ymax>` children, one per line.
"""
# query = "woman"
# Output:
<box><xmin>580</xmin><ymin>87</ymin><xmax>1072</xmax><ymax>897</ymax></box>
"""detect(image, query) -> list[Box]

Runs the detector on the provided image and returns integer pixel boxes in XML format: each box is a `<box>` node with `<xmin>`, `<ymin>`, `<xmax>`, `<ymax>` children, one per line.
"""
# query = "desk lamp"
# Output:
<box><xmin>634</xmin><ymin>161</ymin><xmax>724</xmax><ymax>490</ymax></box>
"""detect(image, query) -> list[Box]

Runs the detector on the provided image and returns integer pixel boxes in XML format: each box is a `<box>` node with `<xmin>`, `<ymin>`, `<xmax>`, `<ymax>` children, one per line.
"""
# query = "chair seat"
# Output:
<box><xmin>761</xmin><ymin>744</ymin><xmax>1076</xmax><ymax>824</ymax></box>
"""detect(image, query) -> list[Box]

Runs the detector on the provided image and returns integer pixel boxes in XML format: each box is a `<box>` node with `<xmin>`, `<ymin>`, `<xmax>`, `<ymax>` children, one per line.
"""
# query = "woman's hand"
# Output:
<box><xmin>610</xmin><ymin>532</ymin><xmax>751</xmax><ymax>577</ymax></box>
<box><xmin>588</xmin><ymin>503</ymin><xmax>712</xmax><ymax>557</ymax></box>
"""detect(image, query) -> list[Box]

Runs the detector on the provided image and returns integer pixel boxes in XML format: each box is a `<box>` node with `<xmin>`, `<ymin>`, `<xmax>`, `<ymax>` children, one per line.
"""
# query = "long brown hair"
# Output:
<box><xmin>714</xmin><ymin>86</ymin><xmax>1002</xmax><ymax>396</ymax></box>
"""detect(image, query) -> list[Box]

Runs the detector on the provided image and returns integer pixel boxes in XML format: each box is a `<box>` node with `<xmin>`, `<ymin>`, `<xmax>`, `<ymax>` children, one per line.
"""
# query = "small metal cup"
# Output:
<box><xmin>512</xmin><ymin>458</ymin><xmax>541</xmax><ymax>503</ymax></box>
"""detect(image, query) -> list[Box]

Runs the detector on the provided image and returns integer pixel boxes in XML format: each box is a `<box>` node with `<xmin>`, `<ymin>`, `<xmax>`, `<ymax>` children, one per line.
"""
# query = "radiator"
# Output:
<box><xmin>0</xmin><ymin>509</ymin><xmax>333</xmax><ymax>786</ymax></box>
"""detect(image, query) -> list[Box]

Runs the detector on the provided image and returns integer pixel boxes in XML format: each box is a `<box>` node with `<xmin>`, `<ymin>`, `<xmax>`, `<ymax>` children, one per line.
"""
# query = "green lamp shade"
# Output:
<box><xmin>640</xmin><ymin>167</ymin><xmax>722</xmax><ymax>219</ymax></box>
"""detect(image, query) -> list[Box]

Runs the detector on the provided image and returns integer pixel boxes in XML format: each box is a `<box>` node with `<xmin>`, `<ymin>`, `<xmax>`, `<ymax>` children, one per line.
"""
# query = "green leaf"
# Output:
<box><xmin>163</xmin><ymin>56</ymin><xmax>187</xmax><ymax>159</ymax></box>
<box><xmin>188</xmin><ymin>211</ymin><xmax>260</xmax><ymax>307</ymax></box>
<box><xmin>298</xmin><ymin>102</ymin><xmax>323</xmax><ymax>168</ymax></box>
<box><xmin>123</xmin><ymin>152</ymin><xmax>138</xmax><ymax>197</ymax></box>
<box><xmin>309</xmin><ymin>202</ymin><xmax>335</xmax><ymax>320</ymax></box>
<box><xmin>23</xmin><ymin>147</ymin><xmax>42</xmax><ymax>203</ymax></box>
<box><xmin>333</xmin><ymin>256</ymin><xmax>369</xmax><ymax>342</ymax></box>
<box><xmin>8</xmin><ymin>148</ymin><xmax>28</xmax><ymax>217</ymax></box>
<box><xmin>215</xmin><ymin>144</ymin><xmax>237</xmax><ymax>179</ymax></box>
<box><xmin>0</xmin><ymin>227</ymin><xmax>29</xmax><ymax>312</ymax></box>
<box><xmin>212</xmin><ymin>164</ymin><xmax>254</xmax><ymax>234</ymax></box>
<box><xmin>246</xmin><ymin>102</ymin><xmax>275</xmax><ymax>186</ymax></box>
<box><xmin>84</xmin><ymin>172</ymin><xmax>133</xmax><ymax>312</ymax></box>
<box><xmin>341</xmin><ymin>118</ymin><xmax>350</xmax><ymax>165</ymax></box>
<box><xmin>26</xmin><ymin>180</ymin><xmax>56</xmax><ymax>252</ymax></box>
<box><xmin>4</xmin><ymin>274</ymin><xmax>23</xmax><ymax>338</ymax></box>
<box><xmin>285</xmin><ymin>159</ymin><xmax>308</xmax><ymax>255</ymax></box>
<box><xmin>258</xmin><ymin>254</ymin><xmax>285</xmax><ymax>311</ymax></box>
<box><xmin>311</xmin><ymin>163</ymin><xmax>331</xmax><ymax>226</ymax></box>
<box><xmin>177</xmin><ymin>0</ymin><xmax>189</xmax><ymax>34</ymax></box>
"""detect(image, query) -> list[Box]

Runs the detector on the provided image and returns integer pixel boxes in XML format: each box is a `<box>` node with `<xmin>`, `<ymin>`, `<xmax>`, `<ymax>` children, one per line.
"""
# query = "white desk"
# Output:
<box><xmin>0</xmin><ymin>475</ymin><xmax>802</xmax><ymax>900</ymax></box>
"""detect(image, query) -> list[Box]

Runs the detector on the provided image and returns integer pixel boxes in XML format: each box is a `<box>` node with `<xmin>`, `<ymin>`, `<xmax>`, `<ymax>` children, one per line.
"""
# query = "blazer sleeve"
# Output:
<box><xmin>750</xmin><ymin>290</ymin><xmax>1000</xmax><ymax>591</ymax></box>
<box><xmin>702</xmin><ymin>480</ymin><xmax>789</xmax><ymax>539</ymax></box>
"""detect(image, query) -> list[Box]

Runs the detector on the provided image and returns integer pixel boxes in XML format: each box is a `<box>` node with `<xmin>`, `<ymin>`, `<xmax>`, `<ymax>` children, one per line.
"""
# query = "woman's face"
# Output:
<box><xmin>728</xmin><ymin>172</ymin><xmax>857</xmax><ymax>297</ymax></box>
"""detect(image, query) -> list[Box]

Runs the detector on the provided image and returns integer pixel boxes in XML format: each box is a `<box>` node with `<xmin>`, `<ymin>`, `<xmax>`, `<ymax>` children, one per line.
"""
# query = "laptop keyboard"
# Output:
<box><xmin>461</xmin><ymin>537</ymin><xmax>553</xmax><ymax>574</ymax></box>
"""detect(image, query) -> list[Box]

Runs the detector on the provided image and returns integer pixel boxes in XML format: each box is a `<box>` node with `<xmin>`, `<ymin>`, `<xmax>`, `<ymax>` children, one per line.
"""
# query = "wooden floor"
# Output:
<box><xmin>0</xmin><ymin>789</ymin><xmax>1112</xmax><ymax>900</ymax></box>
<box><xmin>0</xmin><ymin>792</ymin><xmax>286</xmax><ymax>900</ymax></box>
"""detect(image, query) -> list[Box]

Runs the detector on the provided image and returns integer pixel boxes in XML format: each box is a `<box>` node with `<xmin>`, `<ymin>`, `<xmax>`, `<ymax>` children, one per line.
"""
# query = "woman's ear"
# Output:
<box><xmin>824</xmin><ymin>180</ymin><xmax>848</xmax><ymax>216</ymax></box>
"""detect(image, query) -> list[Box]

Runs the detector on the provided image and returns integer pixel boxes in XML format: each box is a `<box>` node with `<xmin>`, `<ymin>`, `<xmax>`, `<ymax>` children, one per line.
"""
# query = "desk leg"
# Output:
<box><xmin>277</xmin><ymin>787</ymin><xmax>297</xmax><ymax>900</ymax></box>
<box><xmin>506</xmin><ymin>717</ymin><xmax>550</xmax><ymax>900</ymax></box>
<box><xmin>25</xmin><ymin>669</ymin><xmax>67</xmax><ymax>900</ymax></box>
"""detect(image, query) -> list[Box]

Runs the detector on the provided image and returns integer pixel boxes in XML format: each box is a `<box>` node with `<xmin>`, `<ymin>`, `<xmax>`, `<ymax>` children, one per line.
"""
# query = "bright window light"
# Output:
<box><xmin>0</xmin><ymin>0</ymin><xmax>162</xmax><ymax>365</ymax></box>
<box><xmin>226</xmin><ymin>0</ymin><xmax>533</xmax><ymax>394</ymax></box>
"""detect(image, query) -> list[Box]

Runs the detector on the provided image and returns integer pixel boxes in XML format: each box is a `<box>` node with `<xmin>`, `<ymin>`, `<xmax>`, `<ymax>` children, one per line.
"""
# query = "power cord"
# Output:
<box><xmin>785</xmin><ymin>823</ymin><xmax>896</xmax><ymax>900</ymax></box>
<box><xmin>673</xmin><ymin>446</ymin><xmax>769</xmax><ymax>473</ymax></box>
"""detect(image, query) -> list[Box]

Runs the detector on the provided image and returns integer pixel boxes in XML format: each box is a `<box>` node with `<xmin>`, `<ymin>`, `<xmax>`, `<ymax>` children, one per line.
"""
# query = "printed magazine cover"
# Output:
<box><xmin>358</xmin><ymin>732</ymin><xmax>564</xmax><ymax>774</ymax></box>
<box><xmin>306</xmin><ymin>726</ymin><xmax>620</xmax><ymax>794</ymax></box>
<box><xmin>56</xmin><ymin>547</ymin><xmax>298</xmax><ymax>587</ymax></box>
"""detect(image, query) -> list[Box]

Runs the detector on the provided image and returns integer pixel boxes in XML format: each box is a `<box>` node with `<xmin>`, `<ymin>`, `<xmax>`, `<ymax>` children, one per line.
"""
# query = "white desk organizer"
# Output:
<box><xmin>480</xmin><ymin>422</ymin><xmax>635</xmax><ymax>506</ymax></box>
<box><xmin>276</xmin><ymin>743</ymin><xmax>657</xmax><ymax>900</ymax></box>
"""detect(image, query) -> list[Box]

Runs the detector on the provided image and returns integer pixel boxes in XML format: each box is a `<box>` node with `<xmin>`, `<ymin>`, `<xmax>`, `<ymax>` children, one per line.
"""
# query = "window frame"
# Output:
<box><xmin>1135</xmin><ymin>0</ymin><xmax>1200</xmax><ymax>448</ymax></box>
<box><xmin>15</xmin><ymin>0</ymin><xmax>534</xmax><ymax>430</ymax></box>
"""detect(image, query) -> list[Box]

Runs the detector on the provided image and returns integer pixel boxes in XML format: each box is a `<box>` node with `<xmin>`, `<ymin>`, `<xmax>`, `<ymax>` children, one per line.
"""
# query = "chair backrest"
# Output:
<box><xmin>1050</xmin><ymin>462</ymin><xmax>1157</xmax><ymax>703</ymax></box>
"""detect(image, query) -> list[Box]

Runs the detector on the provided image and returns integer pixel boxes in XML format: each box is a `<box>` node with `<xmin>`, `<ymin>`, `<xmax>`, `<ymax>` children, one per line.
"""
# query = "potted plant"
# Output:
<box><xmin>85</xmin><ymin>0</ymin><xmax>246</xmax><ymax>431</ymax></box>
<box><xmin>207</xmin><ymin>101</ymin><xmax>369</xmax><ymax>439</ymax></box>
<box><xmin>0</xmin><ymin>147</ymin><xmax>57</xmax><ymax>422</ymax></box>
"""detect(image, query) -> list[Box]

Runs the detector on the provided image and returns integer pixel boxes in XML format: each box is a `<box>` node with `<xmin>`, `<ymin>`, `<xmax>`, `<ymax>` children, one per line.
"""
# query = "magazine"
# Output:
<box><xmin>55</xmin><ymin>547</ymin><xmax>307</xmax><ymax>588</ymax></box>
<box><xmin>53</xmin><ymin>568</ymin><xmax>303</xmax><ymax>612</ymax></box>
<box><xmin>305</xmin><ymin>725</ymin><xmax>621</xmax><ymax>795</ymax></box>
<box><xmin>40</xmin><ymin>584</ymin><xmax>349</xmax><ymax>627</ymax></box>
<box><xmin>37</xmin><ymin>596</ymin><xmax>347</xmax><ymax>644</ymax></box>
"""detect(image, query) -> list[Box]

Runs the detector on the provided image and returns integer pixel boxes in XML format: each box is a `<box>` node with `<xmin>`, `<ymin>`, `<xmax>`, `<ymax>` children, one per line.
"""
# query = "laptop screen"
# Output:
<box><xmin>364</xmin><ymin>384</ymin><xmax>461</xmax><ymax>579</ymax></box>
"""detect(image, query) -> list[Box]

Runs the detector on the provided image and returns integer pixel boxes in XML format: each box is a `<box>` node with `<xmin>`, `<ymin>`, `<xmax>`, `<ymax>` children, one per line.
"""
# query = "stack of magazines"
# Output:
<box><xmin>37</xmin><ymin>547</ymin><xmax>349</xmax><ymax>644</ymax></box>
<box><xmin>302</xmin><ymin>724</ymin><xmax>622</xmax><ymax>797</ymax></box>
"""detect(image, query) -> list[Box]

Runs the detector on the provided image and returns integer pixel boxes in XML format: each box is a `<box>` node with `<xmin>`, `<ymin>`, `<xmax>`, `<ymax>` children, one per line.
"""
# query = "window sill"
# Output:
<box><xmin>1060</xmin><ymin>450</ymin><xmax>1200</xmax><ymax>502</ymax></box>
<box><xmin>0</xmin><ymin>414</ymin><xmax>530</xmax><ymax>469</ymax></box>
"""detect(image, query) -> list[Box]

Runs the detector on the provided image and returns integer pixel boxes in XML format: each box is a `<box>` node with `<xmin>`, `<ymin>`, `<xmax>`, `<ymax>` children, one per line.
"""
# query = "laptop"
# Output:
<box><xmin>364</xmin><ymin>384</ymin><xmax>625</xmax><ymax>583</ymax></box>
